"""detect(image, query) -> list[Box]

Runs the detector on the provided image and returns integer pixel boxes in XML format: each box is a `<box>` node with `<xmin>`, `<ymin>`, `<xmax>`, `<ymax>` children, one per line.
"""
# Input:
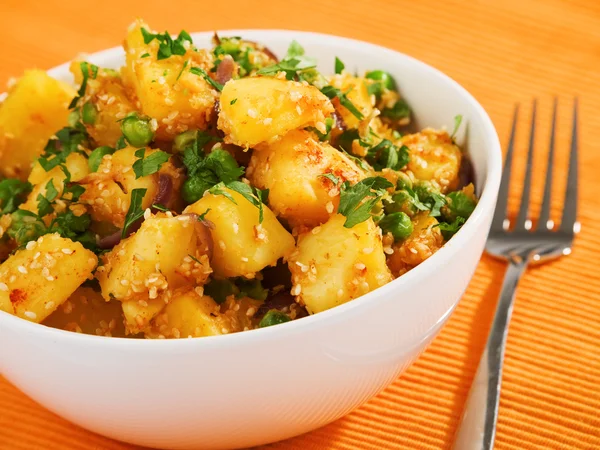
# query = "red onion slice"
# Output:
<box><xmin>216</xmin><ymin>55</ymin><xmax>235</xmax><ymax>86</ymax></box>
<box><xmin>152</xmin><ymin>174</ymin><xmax>173</xmax><ymax>208</ymax></box>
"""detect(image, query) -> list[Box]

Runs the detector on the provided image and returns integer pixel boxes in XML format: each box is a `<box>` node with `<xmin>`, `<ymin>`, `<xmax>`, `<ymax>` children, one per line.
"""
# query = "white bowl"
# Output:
<box><xmin>0</xmin><ymin>30</ymin><xmax>501</xmax><ymax>450</ymax></box>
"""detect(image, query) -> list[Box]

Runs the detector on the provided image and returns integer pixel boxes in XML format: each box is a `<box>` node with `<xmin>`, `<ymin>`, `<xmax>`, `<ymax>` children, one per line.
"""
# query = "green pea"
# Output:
<box><xmin>81</xmin><ymin>101</ymin><xmax>98</xmax><ymax>125</ymax></box>
<box><xmin>173</xmin><ymin>130</ymin><xmax>198</xmax><ymax>152</ymax></box>
<box><xmin>365</xmin><ymin>70</ymin><xmax>397</xmax><ymax>91</ymax></box>
<box><xmin>120</xmin><ymin>113</ymin><xmax>154</xmax><ymax>147</ymax></box>
<box><xmin>396</xmin><ymin>172</ymin><xmax>413</xmax><ymax>190</ymax></box>
<box><xmin>385</xmin><ymin>190</ymin><xmax>415</xmax><ymax>216</ymax></box>
<box><xmin>181</xmin><ymin>171</ymin><xmax>218</xmax><ymax>204</ymax></box>
<box><xmin>259</xmin><ymin>310</ymin><xmax>291</xmax><ymax>328</ymax></box>
<box><xmin>379</xmin><ymin>212</ymin><xmax>413</xmax><ymax>241</ymax></box>
<box><xmin>68</xmin><ymin>110</ymin><xmax>80</xmax><ymax>127</ymax></box>
<box><xmin>88</xmin><ymin>146</ymin><xmax>115</xmax><ymax>172</ymax></box>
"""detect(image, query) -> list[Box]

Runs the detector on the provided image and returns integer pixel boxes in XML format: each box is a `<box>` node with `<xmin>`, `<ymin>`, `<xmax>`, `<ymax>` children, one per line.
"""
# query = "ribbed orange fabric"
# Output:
<box><xmin>0</xmin><ymin>0</ymin><xmax>598</xmax><ymax>448</ymax></box>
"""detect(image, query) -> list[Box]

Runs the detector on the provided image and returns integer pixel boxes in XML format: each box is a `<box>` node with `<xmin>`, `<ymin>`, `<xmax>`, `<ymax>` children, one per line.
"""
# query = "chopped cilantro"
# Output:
<box><xmin>210</xmin><ymin>180</ymin><xmax>265</xmax><ymax>223</ymax></box>
<box><xmin>382</xmin><ymin>99</ymin><xmax>411</xmax><ymax>121</ymax></box>
<box><xmin>36</xmin><ymin>180</ymin><xmax>59</xmax><ymax>217</ymax></box>
<box><xmin>338</xmin><ymin>177</ymin><xmax>393</xmax><ymax>228</ymax></box>
<box><xmin>190</xmin><ymin>67</ymin><xmax>223</xmax><ymax>91</ymax></box>
<box><xmin>197</xmin><ymin>209</ymin><xmax>211</xmax><ymax>221</ymax></box>
<box><xmin>0</xmin><ymin>179</ymin><xmax>32</xmax><ymax>214</ymax></box>
<box><xmin>69</xmin><ymin>61</ymin><xmax>99</xmax><ymax>109</ymax></box>
<box><xmin>176</xmin><ymin>60</ymin><xmax>189</xmax><ymax>81</ymax></box>
<box><xmin>445</xmin><ymin>190</ymin><xmax>476</xmax><ymax>220</ymax></box>
<box><xmin>230</xmin><ymin>98</ymin><xmax>237</xmax><ymax>105</ymax></box>
<box><xmin>451</xmin><ymin>114</ymin><xmax>463</xmax><ymax>139</ymax></box>
<box><xmin>335</xmin><ymin>57</ymin><xmax>345</xmax><ymax>74</ymax></box>
<box><xmin>257</xmin><ymin>40</ymin><xmax>317</xmax><ymax>80</ymax></box>
<box><xmin>132</xmin><ymin>148</ymin><xmax>170</xmax><ymax>179</ymax></box>
<box><xmin>38</xmin><ymin>127</ymin><xmax>89</xmax><ymax>172</ymax></box>
<box><xmin>319</xmin><ymin>173</ymin><xmax>340</xmax><ymax>186</ymax></box>
<box><xmin>437</xmin><ymin>216</ymin><xmax>466</xmax><ymax>240</ymax></box>
<box><xmin>305</xmin><ymin>117</ymin><xmax>334</xmax><ymax>141</ymax></box>
<box><xmin>151</xmin><ymin>203</ymin><xmax>170</xmax><ymax>212</ymax></box>
<box><xmin>122</xmin><ymin>188</ymin><xmax>147</xmax><ymax>238</ymax></box>
<box><xmin>320</xmin><ymin>85</ymin><xmax>364</xmax><ymax>120</ymax></box>
<box><xmin>141</xmin><ymin>52</ymin><xmax>150</xmax><ymax>58</ymax></box>
<box><xmin>141</xmin><ymin>28</ymin><xmax>192</xmax><ymax>60</ymax></box>
<box><xmin>365</xmin><ymin>139</ymin><xmax>410</xmax><ymax>171</ymax></box>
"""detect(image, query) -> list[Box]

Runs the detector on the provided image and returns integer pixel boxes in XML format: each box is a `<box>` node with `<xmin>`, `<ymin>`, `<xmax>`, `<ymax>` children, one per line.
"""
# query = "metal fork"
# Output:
<box><xmin>453</xmin><ymin>98</ymin><xmax>579</xmax><ymax>450</ymax></box>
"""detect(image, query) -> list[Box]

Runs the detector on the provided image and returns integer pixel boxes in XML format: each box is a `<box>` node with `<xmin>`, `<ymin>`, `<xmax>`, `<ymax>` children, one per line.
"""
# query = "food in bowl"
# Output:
<box><xmin>0</xmin><ymin>20</ymin><xmax>477</xmax><ymax>339</ymax></box>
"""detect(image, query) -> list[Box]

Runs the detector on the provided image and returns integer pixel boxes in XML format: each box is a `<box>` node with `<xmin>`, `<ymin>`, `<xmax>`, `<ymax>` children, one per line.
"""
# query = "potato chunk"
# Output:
<box><xmin>0</xmin><ymin>234</ymin><xmax>97</xmax><ymax>322</ymax></box>
<box><xmin>43</xmin><ymin>287</ymin><xmax>125</xmax><ymax>337</ymax></box>
<box><xmin>403</xmin><ymin>128</ymin><xmax>462</xmax><ymax>193</ymax></box>
<box><xmin>122</xmin><ymin>20</ymin><xmax>217</xmax><ymax>140</ymax></box>
<box><xmin>328</xmin><ymin>73</ymin><xmax>374</xmax><ymax>129</ymax></box>
<box><xmin>248</xmin><ymin>129</ymin><xmax>365</xmax><ymax>229</ymax></box>
<box><xmin>289</xmin><ymin>214</ymin><xmax>392</xmax><ymax>314</ymax></box>
<box><xmin>386</xmin><ymin>212</ymin><xmax>444</xmax><ymax>276</ymax></box>
<box><xmin>96</xmin><ymin>213</ymin><xmax>212</xmax><ymax>303</ymax></box>
<box><xmin>0</xmin><ymin>70</ymin><xmax>75</xmax><ymax>180</ymax></box>
<box><xmin>70</xmin><ymin>62</ymin><xmax>137</xmax><ymax>147</ymax></box>
<box><xmin>79</xmin><ymin>146</ymin><xmax>182</xmax><ymax>227</ymax></box>
<box><xmin>184</xmin><ymin>187</ymin><xmax>295</xmax><ymax>278</ymax></box>
<box><xmin>218</xmin><ymin>77</ymin><xmax>334</xmax><ymax>148</ymax></box>
<box><xmin>21</xmin><ymin>153</ymin><xmax>89</xmax><ymax>215</ymax></box>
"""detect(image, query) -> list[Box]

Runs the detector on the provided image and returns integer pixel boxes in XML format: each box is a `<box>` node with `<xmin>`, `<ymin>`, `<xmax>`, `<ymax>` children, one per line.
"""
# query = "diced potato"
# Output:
<box><xmin>146</xmin><ymin>289</ymin><xmax>263</xmax><ymax>338</ymax></box>
<box><xmin>96</xmin><ymin>213</ymin><xmax>212</xmax><ymax>303</ymax></box>
<box><xmin>0</xmin><ymin>234</ymin><xmax>97</xmax><ymax>322</ymax></box>
<box><xmin>403</xmin><ymin>128</ymin><xmax>462</xmax><ymax>193</ymax></box>
<box><xmin>329</xmin><ymin>73</ymin><xmax>374</xmax><ymax>129</ymax></box>
<box><xmin>70</xmin><ymin>62</ymin><xmax>137</xmax><ymax>147</ymax></box>
<box><xmin>184</xmin><ymin>187</ymin><xmax>295</xmax><ymax>278</ymax></box>
<box><xmin>289</xmin><ymin>214</ymin><xmax>392</xmax><ymax>314</ymax></box>
<box><xmin>42</xmin><ymin>287</ymin><xmax>125</xmax><ymax>337</ymax></box>
<box><xmin>0</xmin><ymin>70</ymin><xmax>75</xmax><ymax>180</ymax></box>
<box><xmin>386</xmin><ymin>212</ymin><xmax>444</xmax><ymax>276</ymax></box>
<box><xmin>122</xmin><ymin>20</ymin><xmax>217</xmax><ymax>140</ymax></box>
<box><xmin>21</xmin><ymin>153</ymin><xmax>90</xmax><ymax>215</ymax></box>
<box><xmin>122</xmin><ymin>297</ymin><xmax>166</xmax><ymax>335</ymax></box>
<box><xmin>248</xmin><ymin>129</ymin><xmax>365</xmax><ymax>229</ymax></box>
<box><xmin>79</xmin><ymin>146</ymin><xmax>180</xmax><ymax>227</ymax></box>
<box><xmin>218</xmin><ymin>77</ymin><xmax>334</xmax><ymax>148</ymax></box>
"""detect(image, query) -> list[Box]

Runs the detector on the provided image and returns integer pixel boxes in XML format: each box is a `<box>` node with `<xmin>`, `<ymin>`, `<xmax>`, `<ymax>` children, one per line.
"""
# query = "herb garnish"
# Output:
<box><xmin>132</xmin><ymin>148</ymin><xmax>170</xmax><ymax>179</ymax></box>
<box><xmin>338</xmin><ymin>177</ymin><xmax>393</xmax><ymax>228</ymax></box>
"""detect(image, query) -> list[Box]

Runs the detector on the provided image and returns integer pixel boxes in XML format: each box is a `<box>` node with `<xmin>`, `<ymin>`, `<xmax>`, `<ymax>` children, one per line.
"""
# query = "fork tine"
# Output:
<box><xmin>514</xmin><ymin>99</ymin><xmax>537</xmax><ymax>231</ymax></box>
<box><xmin>491</xmin><ymin>104</ymin><xmax>519</xmax><ymax>232</ymax></box>
<box><xmin>560</xmin><ymin>98</ymin><xmax>579</xmax><ymax>234</ymax></box>
<box><xmin>538</xmin><ymin>97</ymin><xmax>558</xmax><ymax>230</ymax></box>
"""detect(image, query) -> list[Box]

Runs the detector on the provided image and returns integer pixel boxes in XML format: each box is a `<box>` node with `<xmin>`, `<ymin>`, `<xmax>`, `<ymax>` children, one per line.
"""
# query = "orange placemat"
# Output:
<box><xmin>0</xmin><ymin>0</ymin><xmax>599</xmax><ymax>449</ymax></box>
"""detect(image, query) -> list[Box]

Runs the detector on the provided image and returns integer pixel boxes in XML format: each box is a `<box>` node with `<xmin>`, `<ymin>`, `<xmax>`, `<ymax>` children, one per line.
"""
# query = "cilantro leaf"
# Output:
<box><xmin>381</xmin><ymin>99</ymin><xmax>411</xmax><ymax>121</ymax></box>
<box><xmin>365</xmin><ymin>139</ymin><xmax>410</xmax><ymax>171</ymax></box>
<box><xmin>151</xmin><ymin>203</ymin><xmax>170</xmax><ymax>212</ymax></box>
<box><xmin>122</xmin><ymin>188</ymin><xmax>147</xmax><ymax>238</ymax></box>
<box><xmin>257</xmin><ymin>40</ymin><xmax>317</xmax><ymax>80</ymax></box>
<box><xmin>141</xmin><ymin>28</ymin><xmax>192</xmax><ymax>60</ymax></box>
<box><xmin>0</xmin><ymin>179</ymin><xmax>32</xmax><ymax>214</ymax></box>
<box><xmin>437</xmin><ymin>216</ymin><xmax>466</xmax><ymax>240</ymax></box>
<box><xmin>197</xmin><ymin>208</ymin><xmax>211</xmax><ymax>221</ymax></box>
<box><xmin>190</xmin><ymin>67</ymin><xmax>223</xmax><ymax>91</ymax></box>
<box><xmin>305</xmin><ymin>117</ymin><xmax>334</xmax><ymax>141</ymax></box>
<box><xmin>204</xmin><ymin>278</ymin><xmax>236</xmax><ymax>304</ymax></box>
<box><xmin>414</xmin><ymin>183</ymin><xmax>446</xmax><ymax>217</ymax></box>
<box><xmin>36</xmin><ymin>180</ymin><xmax>59</xmax><ymax>217</ymax></box>
<box><xmin>225</xmin><ymin>180</ymin><xmax>265</xmax><ymax>223</ymax></box>
<box><xmin>319</xmin><ymin>173</ymin><xmax>340</xmax><ymax>186</ymax></box>
<box><xmin>69</xmin><ymin>61</ymin><xmax>99</xmax><ymax>109</ymax></box>
<box><xmin>445</xmin><ymin>190</ymin><xmax>476</xmax><ymax>220</ymax></box>
<box><xmin>176</xmin><ymin>60</ymin><xmax>189</xmax><ymax>81</ymax></box>
<box><xmin>132</xmin><ymin>149</ymin><xmax>170</xmax><ymax>179</ymax></box>
<box><xmin>338</xmin><ymin>177</ymin><xmax>393</xmax><ymax>228</ymax></box>
<box><xmin>38</xmin><ymin>127</ymin><xmax>89</xmax><ymax>172</ymax></box>
<box><xmin>451</xmin><ymin>114</ymin><xmax>463</xmax><ymax>139</ymax></box>
<box><xmin>320</xmin><ymin>86</ymin><xmax>364</xmax><ymax>120</ymax></box>
<box><xmin>335</xmin><ymin>57</ymin><xmax>345</xmax><ymax>74</ymax></box>
<box><xmin>208</xmin><ymin>183</ymin><xmax>236</xmax><ymax>204</ymax></box>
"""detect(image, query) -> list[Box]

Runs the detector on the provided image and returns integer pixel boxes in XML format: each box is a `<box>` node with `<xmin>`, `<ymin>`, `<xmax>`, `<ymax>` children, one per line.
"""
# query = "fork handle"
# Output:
<box><xmin>453</xmin><ymin>260</ymin><xmax>528</xmax><ymax>450</ymax></box>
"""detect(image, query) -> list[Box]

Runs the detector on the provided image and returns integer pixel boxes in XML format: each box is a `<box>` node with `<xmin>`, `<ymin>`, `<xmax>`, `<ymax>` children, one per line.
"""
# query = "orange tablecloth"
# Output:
<box><xmin>1</xmin><ymin>0</ymin><xmax>599</xmax><ymax>448</ymax></box>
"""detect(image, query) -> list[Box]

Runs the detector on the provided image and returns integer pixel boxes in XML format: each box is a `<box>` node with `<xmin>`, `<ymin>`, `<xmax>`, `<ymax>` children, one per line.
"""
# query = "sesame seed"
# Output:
<box><xmin>291</xmin><ymin>284</ymin><xmax>302</xmax><ymax>296</ymax></box>
<box><xmin>218</xmin><ymin>240</ymin><xmax>226</xmax><ymax>250</ymax></box>
<box><xmin>232</xmin><ymin>223</ymin><xmax>239</xmax><ymax>234</ymax></box>
<box><xmin>26</xmin><ymin>241</ymin><xmax>36</xmax><ymax>250</ymax></box>
<box><xmin>143</xmin><ymin>208</ymin><xmax>151</xmax><ymax>220</ymax></box>
<box><xmin>247</xmin><ymin>108</ymin><xmax>257</xmax><ymax>118</ymax></box>
<box><xmin>337</xmin><ymin>289</ymin><xmax>344</xmax><ymax>298</ymax></box>
<box><xmin>194</xmin><ymin>286</ymin><xmax>204</xmax><ymax>297</ymax></box>
<box><xmin>325</xmin><ymin>202</ymin><xmax>334</xmax><ymax>214</ymax></box>
<box><xmin>120</xmin><ymin>279</ymin><xmax>129</xmax><ymax>286</ymax></box>
<box><xmin>241</xmin><ymin>257</ymin><xmax>249</xmax><ymax>262</ymax></box>
<box><xmin>46</xmin><ymin>276</ymin><xmax>55</xmax><ymax>281</ymax></box>
<box><xmin>45</xmin><ymin>301</ymin><xmax>55</xmax><ymax>310</ymax></box>
<box><xmin>409</xmin><ymin>247</ymin><xmax>418</xmax><ymax>254</ymax></box>
<box><xmin>0</xmin><ymin>283</ymin><xmax>7</xmax><ymax>291</ymax></box>
<box><xmin>61</xmin><ymin>248</ymin><xmax>74</xmax><ymax>255</ymax></box>
<box><xmin>354</xmin><ymin>263</ymin><xmax>366</xmax><ymax>270</ymax></box>
<box><xmin>221</xmin><ymin>327</ymin><xmax>229</xmax><ymax>334</ymax></box>
<box><xmin>135</xmin><ymin>315</ymin><xmax>145</xmax><ymax>326</ymax></box>
<box><xmin>24</xmin><ymin>311</ymin><xmax>37</xmax><ymax>320</ymax></box>
<box><xmin>9</xmin><ymin>275</ymin><xmax>16</xmax><ymax>283</ymax></box>
<box><xmin>296</xmin><ymin>105</ymin><xmax>302</xmax><ymax>115</ymax></box>
<box><xmin>362</xmin><ymin>247</ymin><xmax>374</xmax><ymax>254</ymax></box>
<box><xmin>311</xmin><ymin>226</ymin><xmax>321</xmax><ymax>235</ymax></box>
<box><xmin>33</xmin><ymin>252</ymin><xmax>40</xmax><ymax>260</ymax></box>
<box><xmin>17</xmin><ymin>265</ymin><xmax>27</xmax><ymax>274</ymax></box>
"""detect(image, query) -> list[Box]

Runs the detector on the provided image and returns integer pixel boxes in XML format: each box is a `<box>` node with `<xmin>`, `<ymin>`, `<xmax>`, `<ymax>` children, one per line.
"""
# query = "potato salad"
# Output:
<box><xmin>0</xmin><ymin>20</ymin><xmax>477</xmax><ymax>338</ymax></box>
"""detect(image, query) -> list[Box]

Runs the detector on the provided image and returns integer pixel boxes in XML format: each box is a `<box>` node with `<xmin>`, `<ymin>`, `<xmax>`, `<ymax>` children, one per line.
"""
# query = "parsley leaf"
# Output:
<box><xmin>256</xmin><ymin>40</ymin><xmax>317</xmax><ymax>80</ymax></box>
<box><xmin>36</xmin><ymin>180</ymin><xmax>59</xmax><ymax>217</ymax></box>
<box><xmin>381</xmin><ymin>99</ymin><xmax>411</xmax><ymax>121</ymax></box>
<box><xmin>365</xmin><ymin>140</ymin><xmax>410</xmax><ymax>171</ymax></box>
<box><xmin>338</xmin><ymin>177</ymin><xmax>393</xmax><ymax>228</ymax></box>
<box><xmin>335</xmin><ymin>57</ymin><xmax>345</xmax><ymax>74</ymax></box>
<box><xmin>230</xmin><ymin>98</ymin><xmax>237</xmax><ymax>105</ymax></box>
<box><xmin>141</xmin><ymin>28</ymin><xmax>192</xmax><ymax>60</ymax></box>
<box><xmin>122</xmin><ymin>188</ymin><xmax>147</xmax><ymax>238</ymax></box>
<box><xmin>190</xmin><ymin>67</ymin><xmax>223</xmax><ymax>91</ymax></box>
<box><xmin>305</xmin><ymin>117</ymin><xmax>334</xmax><ymax>141</ymax></box>
<box><xmin>69</xmin><ymin>62</ymin><xmax>99</xmax><ymax>109</ymax></box>
<box><xmin>0</xmin><ymin>179</ymin><xmax>32</xmax><ymax>214</ymax></box>
<box><xmin>414</xmin><ymin>183</ymin><xmax>446</xmax><ymax>217</ymax></box>
<box><xmin>209</xmin><ymin>181</ymin><xmax>266</xmax><ymax>223</ymax></box>
<box><xmin>132</xmin><ymin>149</ymin><xmax>170</xmax><ymax>179</ymax></box>
<box><xmin>319</xmin><ymin>173</ymin><xmax>340</xmax><ymax>186</ymax></box>
<box><xmin>176</xmin><ymin>60</ymin><xmax>189</xmax><ymax>81</ymax></box>
<box><xmin>320</xmin><ymin>86</ymin><xmax>364</xmax><ymax>120</ymax></box>
<box><xmin>38</xmin><ymin>127</ymin><xmax>89</xmax><ymax>172</ymax></box>
<box><xmin>445</xmin><ymin>190</ymin><xmax>476</xmax><ymax>220</ymax></box>
<box><xmin>197</xmin><ymin>208</ymin><xmax>211</xmax><ymax>221</ymax></box>
<box><xmin>151</xmin><ymin>203</ymin><xmax>170</xmax><ymax>212</ymax></box>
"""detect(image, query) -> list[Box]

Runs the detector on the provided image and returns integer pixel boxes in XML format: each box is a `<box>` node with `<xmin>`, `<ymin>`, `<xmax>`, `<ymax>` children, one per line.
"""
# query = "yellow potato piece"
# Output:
<box><xmin>328</xmin><ymin>73</ymin><xmax>374</xmax><ymax>129</ymax></box>
<box><xmin>0</xmin><ymin>234</ymin><xmax>97</xmax><ymax>323</ymax></box>
<box><xmin>0</xmin><ymin>70</ymin><xmax>75</xmax><ymax>180</ymax></box>
<box><xmin>248</xmin><ymin>129</ymin><xmax>365</xmax><ymax>229</ymax></box>
<box><xmin>218</xmin><ymin>76</ymin><xmax>334</xmax><ymax>148</ymax></box>
<box><xmin>43</xmin><ymin>287</ymin><xmax>125</xmax><ymax>337</ymax></box>
<box><xmin>184</xmin><ymin>187</ymin><xmax>295</xmax><ymax>278</ymax></box>
<box><xmin>289</xmin><ymin>214</ymin><xmax>392</xmax><ymax>314</ymax></box>
<box><xmin>403</xmin><ymin>128</ymin><xmax>462</xmax><ymax>193</ymax></box>
<box><xmin>122</xmin><ymin>20</ymin><xmax>217</xmax><ymax>140</ymax></box>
